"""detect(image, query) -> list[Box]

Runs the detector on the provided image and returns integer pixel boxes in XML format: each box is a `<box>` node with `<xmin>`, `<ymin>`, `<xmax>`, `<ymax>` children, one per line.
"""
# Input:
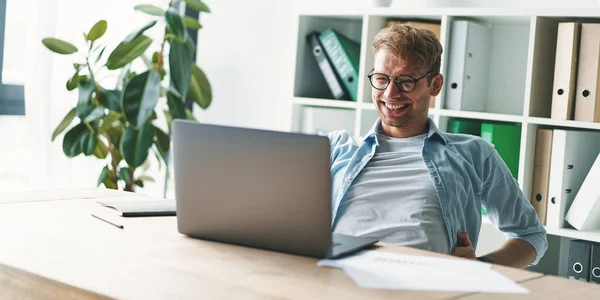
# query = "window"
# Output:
<box><xmin>0</xmin><ymin>0</ymin><xmax>25</xmax><ymax>115</ymax></box>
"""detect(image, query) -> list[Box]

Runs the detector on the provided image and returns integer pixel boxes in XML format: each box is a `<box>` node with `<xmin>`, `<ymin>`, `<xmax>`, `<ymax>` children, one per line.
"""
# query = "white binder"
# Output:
<box><xmin>565</xmin><ymin>153</ymin><xmax>600</xmax><ymax>230</ymax></box>
<box><xmin>546</xmin><ymin>129</ymin><xmax>600</xmax><ymax>228</ymax></box>
<box><xmin>444</xmin><ymin>20</ymin><xmax>491</xmax><ymax>112</ymax></box>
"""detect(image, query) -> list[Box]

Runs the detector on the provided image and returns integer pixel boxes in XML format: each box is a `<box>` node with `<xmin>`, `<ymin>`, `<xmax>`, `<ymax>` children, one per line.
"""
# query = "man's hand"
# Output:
<box><xmin>452</xmin><ymin>232</ymin><xmax>476</xmax><ymax>260</ymax></box>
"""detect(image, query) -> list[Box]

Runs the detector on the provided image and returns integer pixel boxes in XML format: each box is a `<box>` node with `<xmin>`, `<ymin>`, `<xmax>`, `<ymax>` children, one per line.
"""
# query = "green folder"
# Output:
<box><xmin>319</xmin><ymin>29</ymin><xmax>360</xmax><ymax>101</ymax></box>
<box><xmin>446</xmin><ymin>118</ymin><xmax>482</xmax><ymax>136</ymax></box>
<box><xmin>480</xmin><ymin>123</ymin><xmax>521</xmax><ymax>179</ymax></box>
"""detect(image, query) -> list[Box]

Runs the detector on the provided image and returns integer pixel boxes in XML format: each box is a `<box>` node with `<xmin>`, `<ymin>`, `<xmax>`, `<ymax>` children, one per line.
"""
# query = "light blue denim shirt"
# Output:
<box><xmin>328</xmin><ymin>118</ymin><xmax>547</xmax><ymax>265</ymax></box>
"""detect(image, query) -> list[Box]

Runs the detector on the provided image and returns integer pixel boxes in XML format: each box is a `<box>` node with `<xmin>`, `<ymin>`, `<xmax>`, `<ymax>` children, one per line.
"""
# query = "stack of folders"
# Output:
<box><xmin>306</xmin><ymin>29</ymin><xmax>360</xmax><ymax>101</ymax></box>
<box><xmin>530</xmin><ymin>128</ymin><xmax>600</xmax><ymax>227</ymax></box>
<box><xmin>551</xmin><ymin>22</ymin><xmax>600</xmax><ymax>122</ymax></box>
<box><xmin>567</xmin><ymin>240</ymin><xmax>600</xmax><ymax>283</ymax></box>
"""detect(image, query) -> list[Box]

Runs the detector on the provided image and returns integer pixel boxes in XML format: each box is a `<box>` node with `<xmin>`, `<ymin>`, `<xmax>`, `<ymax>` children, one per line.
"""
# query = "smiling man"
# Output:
<box><xmin>328</xmin><ymin>24</ymin><xmax>547</xmax><ymax>268</ymax></box>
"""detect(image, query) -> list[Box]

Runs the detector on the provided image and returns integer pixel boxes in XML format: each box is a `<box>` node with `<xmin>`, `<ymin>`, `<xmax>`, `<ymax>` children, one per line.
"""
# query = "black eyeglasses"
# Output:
<box><xmin>367</xmin><ymin>68</ymin><xmax>433</xmax><ymax>93</ymax></box>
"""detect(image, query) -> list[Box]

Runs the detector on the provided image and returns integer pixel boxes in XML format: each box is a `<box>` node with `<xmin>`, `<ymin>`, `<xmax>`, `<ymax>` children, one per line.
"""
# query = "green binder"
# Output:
<box><xmin>319</xmin><ymin>29</ymin><xmax>360</xmax><ymax>101</ymax></box>
<box><xmin>480</xmin><ymin>123</ymin><xmax>521</xmax><ymax>179</ymax></box>
<box><xmin>446</xmin><ymin>118</ymin><xmax>482</xmax><ymax>136</ymax></box>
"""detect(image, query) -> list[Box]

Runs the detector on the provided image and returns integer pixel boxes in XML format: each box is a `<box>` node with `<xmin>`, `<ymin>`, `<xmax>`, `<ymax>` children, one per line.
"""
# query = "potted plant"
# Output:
<box><xmin>42</xmin><ymin>0</ymin><xmax>212</xmax><ymax>192</ymax></box>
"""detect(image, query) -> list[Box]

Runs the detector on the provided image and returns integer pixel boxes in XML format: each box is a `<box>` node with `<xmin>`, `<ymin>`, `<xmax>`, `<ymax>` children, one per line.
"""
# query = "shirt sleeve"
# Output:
<box><xmin>480</xmin><ymin>147</ymin><xmax>548</xmax><ymax>266</ymax></box>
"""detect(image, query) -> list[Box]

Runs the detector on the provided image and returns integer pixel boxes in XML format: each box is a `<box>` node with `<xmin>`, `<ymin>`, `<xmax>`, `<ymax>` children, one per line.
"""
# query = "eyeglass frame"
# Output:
<box><xmin>367</xmin><ymin>68</ymin><xmax>435</xmax><ymax>93</ymax></box>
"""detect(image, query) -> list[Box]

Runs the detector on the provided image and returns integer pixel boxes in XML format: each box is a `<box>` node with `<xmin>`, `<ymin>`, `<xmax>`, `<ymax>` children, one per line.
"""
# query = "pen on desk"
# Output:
<box><xmin>91</xmin><ymin>213</ymin><xmax>124</xmax><ymax>229</ymax></box>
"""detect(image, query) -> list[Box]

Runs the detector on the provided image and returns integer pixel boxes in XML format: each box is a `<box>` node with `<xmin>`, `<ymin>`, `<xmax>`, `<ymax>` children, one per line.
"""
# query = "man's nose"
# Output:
<box><xmin>383</xmin><ymin>82</ymin><xmax>404</xmax><ymax>99</ymax></box>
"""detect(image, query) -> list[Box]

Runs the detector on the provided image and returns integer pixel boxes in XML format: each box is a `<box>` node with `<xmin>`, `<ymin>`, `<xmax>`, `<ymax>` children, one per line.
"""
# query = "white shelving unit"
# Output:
<box><xmin>290</xmin><ymin>7</ymin><xmax>600</xmax><ymax>277</ymax></box>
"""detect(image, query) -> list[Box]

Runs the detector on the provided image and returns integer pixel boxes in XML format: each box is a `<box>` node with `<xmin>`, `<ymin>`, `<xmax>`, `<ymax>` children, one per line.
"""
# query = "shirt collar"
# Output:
<box><xmin>362</xmin><ymin>118</ymin><xmax>448</xmax><ymax>145</ymax></box>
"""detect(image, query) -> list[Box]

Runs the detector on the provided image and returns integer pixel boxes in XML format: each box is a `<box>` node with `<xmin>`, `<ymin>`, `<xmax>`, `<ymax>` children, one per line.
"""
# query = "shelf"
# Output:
<box><xmin>545</xmin><ymin>227</ymin><xmax>600</xmax><ymax>244</ymax></box>
<box><xmin>438</xmin><ymin>109</ymin><xmax>525</xmax><ymax>123</ymax></box>
<box><xmin>292</xmin><ymin>97</ymin><xmax>360</xmax><ymax>109</ymax></box>
<box><xmin>527</xmin><ymin>117</ymin><xmax>600</xmax><ymax>131</ymax></box>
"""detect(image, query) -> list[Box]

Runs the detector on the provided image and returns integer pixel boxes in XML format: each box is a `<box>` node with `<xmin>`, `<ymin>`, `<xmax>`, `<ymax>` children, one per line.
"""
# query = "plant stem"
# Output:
<box><xmin>104</xmin><ymin>133</ymin><xmax>119</xmax><ymax>189</ymax></box>
<box><xmin>125</xmin><ymin>166</ymin><xmax>137</xmax><ymax>192</ymax></box>
<box><xmin>157</xmin><ymin>0</ymin><xmax>175</xmax><ymax>72</ymax></box>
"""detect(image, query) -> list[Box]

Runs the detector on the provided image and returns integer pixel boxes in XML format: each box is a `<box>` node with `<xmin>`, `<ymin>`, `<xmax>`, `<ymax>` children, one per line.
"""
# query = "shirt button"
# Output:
<box><xmin>434</xmin><ymin>177</ymin><xmax>441</xmax><ymax>185</ymax></box>
<box><xmin>347</xmin><ymin>176</ymin><xmax>352</xmax><ymax>181</ymax></box>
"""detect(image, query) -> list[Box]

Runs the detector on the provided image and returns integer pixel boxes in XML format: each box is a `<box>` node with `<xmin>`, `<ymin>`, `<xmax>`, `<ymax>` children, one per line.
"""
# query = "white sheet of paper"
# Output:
<box><xmin>317</xmin><ymin>250</ymin><xmax>528</xmax><ymax>294</ymax></box>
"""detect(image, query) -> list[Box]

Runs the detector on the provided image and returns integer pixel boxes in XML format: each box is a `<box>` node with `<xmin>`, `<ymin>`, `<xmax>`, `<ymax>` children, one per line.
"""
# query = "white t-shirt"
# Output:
<box><xmin>332</xmin><ymin>133</ymin><xmax>450</xmax><ymax>254</ymax></box>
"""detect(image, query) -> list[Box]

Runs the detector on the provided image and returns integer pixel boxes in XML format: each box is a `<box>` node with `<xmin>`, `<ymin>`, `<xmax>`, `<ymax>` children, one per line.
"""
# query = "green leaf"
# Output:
<box><xmin>87</xmin><ymin>20</ymin><xmax>107</xmax><ymax>42</ymax></box>
<box><xmin>106</xmin><ymin>35</ymin><xmax>152</xmax><ymax>70</ymax></box>
<box><xmin>134</xmin><ymin>180</ymin><xmax>144</xmax><ymax>188</ymax></box>
<box><xmin>138</xmin><ymin>175</ymin><xmax>155</xmax><ymax>182</ymax></box>
<box><xmin>97</xmin><ymin>166</ymin><xmax>109</xmax><ymax>186</ymax></box>
<box><xmin>118</xmin><ymin>168</ymin><xmax>132</xmax><ymax>184</ymax></box>
<box><xmin>169</xmin><ymin>39</ymin><xmax>192</xmax><ymax>97</ymax></box>
<box><xmin>80</xmin><ymin>129</ymin><xmax>97</xmax><ymax>156</ymax></box>
<box><xmin>121</xmin><ymin>123</ymin><xmax>155</xmax><ymax>168</ymax></box>
<box><xmin>62</xmin><ymin>123</ymin><xmax>87</xmax><ymax>157</ymax></box>
<box><xmin>83</xmin><ymin>107</ymin><xmax>106</xmax><ymax>123</ymax></box>
<box><xmin>42</xmin><ymin>38</ymin><xmax>78</xmax><ymax>55</ymax></box>
<box><xmin>152</xmin><ymin>51</ymin><xmax>160</xmax><ymax>64</ymax></box>
<box><xmin>94</xmin><ymin>46</ymin><xmax>107</xmax><ymax>63</ymax></box>
<box><xmin>154</xmin><ymin>125</ymin><xmax>170</xmax><ymax>159</ymax></box>
<box><xmin>99</xmin><ymin>111</ymin><xmax>122</xmax><ymax>133</ymax></box>
<box><xmin>98</xmin><ymin>87</ymin><xmax>122</xmax><ymax>112</ymax></box>
<box><xmin>186</xmin><ymin>37</ymin><xmax>196</xmax><ymax>54</ymax></box>
<box><xmin>164</xmin><ymin>110</ymin><xmax>173</xmax><ymax>133</ymax></box>
<box><xmin>183</xmin><ymin>16</ymin><xmax>202</xmax><ymax>29</ymax></box>
<box><xmin>189</xmin><ymin>65</ymin><xmax>212</xmax><ymax>109</ymax></box>
<box><xmin>185</xmin><ymin>108</ymin><xmax>197</xmax><ymax>121</ymax></box>
<box><xmin>167</xmin><ymin>91</ymin><xmax>187</xmax><ymax>120</ymax></box>
<box><xmin>66</xmin><ymin>72</ymin><xmax>80</xmax><ymax>91</ymax></box>
<box><xmin>103</xmin><ymin>169</ymin><xmax>117</xmax><ymax>189</ymax></box>
<box><xmin>76</xmin><ymin>80</ymin><xmax>96</xmax><ymax>119</ymax></box>
<box><xmin>134</xmin><ymin>4</ymin><xmax>165</xmax><ymax>17</ymax></box>
<box><xmin>122</xmin><ymin>70</ymin><xmax>161</xmax><ymax>127</ymax></box>
<box><xmin>107</xmin><ymin>126</ymin><xmax>124</xmax><ymax>148</ymax></box>
<box><xmin>124</xmin><ymin>20</ymin><xmax>157</xmax><ymax>43</ymax></box>
<box><xmin>52</xmin><ymin>108</ymin><xmax>76</xmax><ymax>141</ymax></box>
<box><xmin>185</xmin><ymin>0</ymin><xmax>211</xmax><ymax>13</ymax></box>
<box><xmin>165</xmin><ymin>8</ymin><xmax>187</xmax><ymax>41</ymax></box>
<box><xmin>93</xmin><ymin>137</ymin><xmax>109</xmax><ymax>159</ymax></box>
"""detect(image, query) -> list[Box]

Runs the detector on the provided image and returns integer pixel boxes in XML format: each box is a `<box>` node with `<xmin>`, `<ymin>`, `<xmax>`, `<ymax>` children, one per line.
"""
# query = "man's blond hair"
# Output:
<box><xmin>372</xmin><ymin>23</ymin><xmax>443</xmax><ymax>74</ymax></box>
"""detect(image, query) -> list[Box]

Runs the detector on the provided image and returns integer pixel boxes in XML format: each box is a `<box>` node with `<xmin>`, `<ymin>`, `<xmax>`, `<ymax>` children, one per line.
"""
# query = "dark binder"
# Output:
<box><xmin>319</xmin><ymin>28</ymin><xmax>360</xmax><ymax>102</ymax></box>
<box><xmin>567</xmin><ymin>239</ymin><xmax>591</xmax><ymax>282</ymax></box>
<box><xmin>590</xmin><ymin>243</ymin><xmax>600</xmax><ymax>283</ymax></box>
<box><xmin>306</xmin><ymin>31</ymin><xmax>348</xmax><ymax>100</ymax></box>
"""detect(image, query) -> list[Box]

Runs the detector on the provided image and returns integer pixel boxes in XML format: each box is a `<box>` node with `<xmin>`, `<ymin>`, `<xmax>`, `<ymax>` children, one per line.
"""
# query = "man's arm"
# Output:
<box><xmin>483</xmin><ymin>238</ymin><xmax>536</xmax><ymax>268</ymax></box>
<box><xmin>479</xmin><ymin>147</ymin><xmax>548</xmax><ymax>267</ymax></box>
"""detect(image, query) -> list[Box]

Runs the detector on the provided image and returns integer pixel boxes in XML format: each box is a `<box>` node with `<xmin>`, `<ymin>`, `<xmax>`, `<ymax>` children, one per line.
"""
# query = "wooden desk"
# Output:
<box><xmin>0</xmin><ymin>189</ymin><xmax>598</xmax><ymax>299</ymax></box>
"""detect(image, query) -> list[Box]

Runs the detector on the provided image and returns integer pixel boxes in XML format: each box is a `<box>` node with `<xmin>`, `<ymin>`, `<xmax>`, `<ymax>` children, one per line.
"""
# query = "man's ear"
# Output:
<box><xmin>429</xmin><ymin>74</ymin><xmax>444</xmax><ymax>97</ymax></box>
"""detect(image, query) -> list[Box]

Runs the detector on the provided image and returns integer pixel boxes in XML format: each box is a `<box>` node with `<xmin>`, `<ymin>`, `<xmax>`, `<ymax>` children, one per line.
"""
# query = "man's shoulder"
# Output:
<box><xmin>440</xmin><ymin>132</ymin><xmax>495</xmax><ymax>156</ymax></box>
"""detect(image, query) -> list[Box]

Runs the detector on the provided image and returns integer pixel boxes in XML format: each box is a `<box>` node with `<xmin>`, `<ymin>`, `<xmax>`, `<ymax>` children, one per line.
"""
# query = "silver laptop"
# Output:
<box><xmin>172</xmin><ymin>120</ymin><xmax>378</xmax><ymax>258</ymax></box>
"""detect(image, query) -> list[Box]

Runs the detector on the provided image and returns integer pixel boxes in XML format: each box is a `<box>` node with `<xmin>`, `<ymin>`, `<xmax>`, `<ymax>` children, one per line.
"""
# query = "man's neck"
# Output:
<box><xmin>380</xmin><ymin>120</ymin><xmax>429</xmax><ymax>138</ymax></box>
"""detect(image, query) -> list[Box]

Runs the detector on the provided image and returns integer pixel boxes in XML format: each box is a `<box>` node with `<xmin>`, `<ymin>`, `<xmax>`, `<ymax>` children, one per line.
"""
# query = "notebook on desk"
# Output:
<box><xmin>96</xmin><ymin>198</ymin><xmax>176</xmax><ymax>217</ymax></box>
